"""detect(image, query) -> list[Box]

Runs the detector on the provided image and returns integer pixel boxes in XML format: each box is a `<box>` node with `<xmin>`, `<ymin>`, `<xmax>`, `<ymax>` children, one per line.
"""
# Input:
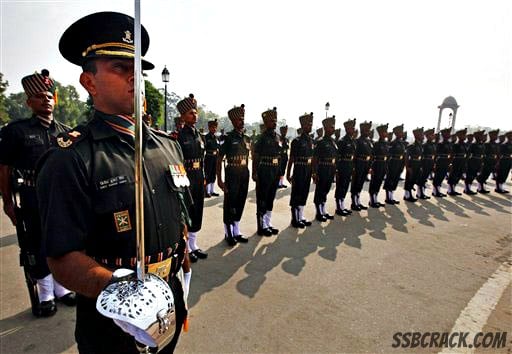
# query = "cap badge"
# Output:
<box><xmin>122</xmin><ymin>30</ymin><xmax>133</xmax><ymax>44</ymax></box>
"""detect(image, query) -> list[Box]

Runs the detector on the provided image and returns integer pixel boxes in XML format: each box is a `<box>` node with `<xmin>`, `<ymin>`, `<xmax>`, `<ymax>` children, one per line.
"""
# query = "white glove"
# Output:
<box><xmin>113</xmin><ymin>319</ymin><xmax>157</xmax><ymax>348</ymax></box>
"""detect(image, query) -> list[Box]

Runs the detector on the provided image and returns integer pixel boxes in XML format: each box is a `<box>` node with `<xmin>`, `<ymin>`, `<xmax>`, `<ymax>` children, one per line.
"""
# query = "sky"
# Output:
<box><xmin>1</xmin><ymin>0</ymin><xmax>511</xmax><ymax>131</ymax></box>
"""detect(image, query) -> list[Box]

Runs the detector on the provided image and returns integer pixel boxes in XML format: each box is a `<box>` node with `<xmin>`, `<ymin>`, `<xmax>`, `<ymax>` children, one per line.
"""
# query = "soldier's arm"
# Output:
<box><xmin>0</xmin><ymin>164</ymin><xmax>16</xmax><ymax>225</ymax></box>
<box><xmin>216</xmin><ymin>151</ymin><xmax>225</xmax><ymax>191</ymax></box>
<box><xmin>48</xmin><ymin>251</ymin><xmax>112</xmax><ymax>298</ymax></box>
<box><xmin>286</xmin><ymin>140</ymin><xmax>296</xmax><ymax>182</ymax></box>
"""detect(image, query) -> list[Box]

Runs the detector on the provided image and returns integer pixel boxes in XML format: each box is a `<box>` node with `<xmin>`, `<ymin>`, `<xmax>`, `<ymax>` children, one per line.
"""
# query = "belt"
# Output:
<box><xmin>17</xmin><ymin>169</ymin><xmax>37</xmax><ymax>187</ymax></box>
<box><xmin>319</xmin><ymin>157</ymin><xmax>336</xmax><ymax>165</ymax></box>
<box><xmin>373</xmin><ymin>156</ymin><xmax>388</xmax><ymax>161</ymax></box>
<box><xmin>357</xmin><ymin>156</ymin><xmax>371</xmax><ymax>161</ymax></box>
<box><xmin>423</xmin><ymin>155</ymin><xmax>434</xmax><ymax>160</ymax></box>
<box><xmin>295</xmin><ymin>157</ymin><xmax>312</xmax><ymax>165</ymax></box>
<box><xmin>93</xmin><ymin>244</ymin><xmax>179</xmax><ymax>278</ymax></box>
<box><xmin>409</xmin><ymin>157</ymin><xmax>422</xmax><ymax>161</ymax></box>
<box><xmin>227</xmin><ymin>159</ymin><xmax>248</xmax><ymax>167</ymax></box>
<box><xmin>260</xmin><ymin>156</ymin><xmax>280</xmax><ymax>166</ymax></box>
<box><xmin>206</xmin><ymin>150</ymin><xmax>218</xmax><ymax>156</ymax></box>
<box><xmin>454</xmin><ymin>154</ymin><xmax>467</xmax><ymax>158</ymax></box>
<box><xmin>391</xmin><ymin>155</ymin><xmax>404</xmax><ymax>160</ymax></box>
<box><xmin>487</xmin><ymin>154</ymin><xmax>498</xmax><ymax>159</ymax></box>
<box><xmin>469</xmin><ymin>154</ymin><xmax>483</xmax><ymax>159</ymax></box>
<box><xmin>185</xmin><ymin>158</ymin><xmax>203</xmax><ymax>170</ymax></box>
<box><xmin>340</xmin><ymin>155</ymin><xmax>354</xmax><ymax>160</ymax></box>
<box><xmin>436</xmin><ymin>154</ymin><xmax>451</xmax><ymax>158</ymax></box>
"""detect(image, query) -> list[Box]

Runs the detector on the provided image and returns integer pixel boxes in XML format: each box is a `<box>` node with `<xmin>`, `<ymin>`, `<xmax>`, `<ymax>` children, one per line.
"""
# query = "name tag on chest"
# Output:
<box><xmin>97</xmin><ymin>176</ymin><xmax>128</xmax><ymax>190</ymax></box>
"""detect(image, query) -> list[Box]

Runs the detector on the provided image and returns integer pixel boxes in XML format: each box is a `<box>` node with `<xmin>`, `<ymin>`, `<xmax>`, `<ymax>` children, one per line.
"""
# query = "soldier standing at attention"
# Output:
<box><xmin>216</xmin><ymin>104</ymin><xmax>250</xmax><ymax>245</ymax></box>
<box><xmin>334</xmin><ymin>128</ymin><xmax>341</xmax><ymax>141</ymax></box>
<box><xmin>287</xmin><ymin>112</ymin><xmax>314</xmax><ymax>228</ymax></box>
<box><xmin>312</xmin><ymin>116</ymin><xmax>337</xmax><ymax>221</ymax></box>
<box><xmin>204</xmin><ymin>119</ymin><xmax>220</xmax><ymax>198</ymax></box>
<box><xmin>278</xmin><ymin>125</ymin><xmax>289</xmax><ymax>188</ymax></box>
<box><xmin>417</xmin><ymin>128</ymin><xmax>436</xmax><ymax>199</ymax></box>
<box><xmin>432</xmin><ymin>128</ymin><xmax>453</xmax><ymax>197</ymax></box>
<box><xmin>253</xmin><ymin>107</ymin><xmax>281</xmax><ymax>236</ymax></box>
<box><xmin>0</xmin><ymin>70</ymin><xmax>75</xmax><ymax>317</ymax></box>
<box><xmin>315</xmin><ymin>127</ymin><xmax>324</xmax><ymax>144</ymax></box>
<box><xmin>334</xmin><ymin>118</ymin><xmax>356</xmax><ymax>216</ymax></box>
<box><xmin>350</xmin><ymin>121</ymin><xmax>373</xmax><ymax>211</ymax></box>
<box><xmin>404</xmin><ymin>128</ymin><xmax>424</xmax><ymax>202</ymax></box>
<box><xmin>495</xmin><ymin>131</ymin><xmax>511</xmax><ymax>193</ymax></box>
<box><xmin>368</xmin><ymin>124</ymin><xmax>389</xmax><ymax>208</ymax></box>
<box><xmin>36</xmin><ymin>11</ymin><xmax>188</xmax><ymax>352</ymax></box>
<box><xmin>477</xmin><ymin>129</ymin><xmax>500</xmax><ymax>193</ymax></box>
<box><xmin>447</xmin><ymin>128</ymin><xmax>468</xmax><ymax>196</ymax></box>
<box><xmin>177</xmin><ymin>94</ymin><xmax>208</xmax><ymax>262</ymax></box>
<box><xmin>384</xmin><ymin>124</ymin><xmax>406</xmax><ymax>204</ymax></box>
<box><xmin>464</xmin><ymin>130</ymin><xmax>486</xmax><ymax>194</ymax></box>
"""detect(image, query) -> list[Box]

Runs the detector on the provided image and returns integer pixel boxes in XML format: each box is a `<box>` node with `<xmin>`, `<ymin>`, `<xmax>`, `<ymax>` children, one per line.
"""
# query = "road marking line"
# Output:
<box><xmin>440</xmin><ymin>260</ymin><xmax>511</xmax><ymax>353</ymax></box>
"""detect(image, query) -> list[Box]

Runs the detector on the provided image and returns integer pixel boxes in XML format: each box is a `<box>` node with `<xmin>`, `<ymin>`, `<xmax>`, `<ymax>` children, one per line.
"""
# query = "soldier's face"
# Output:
<box><xmin>324</xmin><ymin>125</ymin><xmax>335</xmax><ymax>136</ymax></box>
<box><xmin>264</xmin><ymin>118</ymin><xmax>277</xmax><ymax>130</ymax></box>
<box><xmin>231</xmin><ymin>116</ymin><xmax>244</xmax><ymax>131</ymax></box>
<box><xmin>183</xmin><ymin>109</ymin><xmax>198</xmax><ymax>126</ymax></box>
<box><xmin>208</xmin><ymin>125</ymin><xmax>217</xmax><ymax>134</ymax></box>
<box><xmin>345</xmin><ymin>126</ymin><xmax>354</xmax><ymax>136</ymax></box>
<box><xmin>80</xmin><ymin>58</ymin><xmax>135</xmax><ymax>115</ymax></box>
<box><xmin>301</xmin><ymin>121</ymin><xmax>312</xmax><ymax>134</ymax></box>
<box><xmin>26</xmin><ymin>91</ymin><xmax>54</xmax><ymax>116</ymax></box>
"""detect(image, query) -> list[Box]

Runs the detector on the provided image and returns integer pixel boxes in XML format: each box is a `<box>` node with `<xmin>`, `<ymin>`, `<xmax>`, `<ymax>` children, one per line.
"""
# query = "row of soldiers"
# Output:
<box><xmin>171</xmin><ymin>101</ymin><xmax>511</xmax><ymax>241</ymax></box>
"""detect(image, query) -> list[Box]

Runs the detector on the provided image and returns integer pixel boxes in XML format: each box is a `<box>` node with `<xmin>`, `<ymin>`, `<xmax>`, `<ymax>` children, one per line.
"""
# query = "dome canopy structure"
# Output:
<box><xmin>436</xmin><ymin>96</ymin><xmax>460</xmax><ymax>133</ymax></box>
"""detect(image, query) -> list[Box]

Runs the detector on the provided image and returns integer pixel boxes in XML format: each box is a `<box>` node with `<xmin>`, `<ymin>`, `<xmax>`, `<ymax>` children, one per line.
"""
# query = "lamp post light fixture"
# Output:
<box><xmin>325</xmin><ymin>102</ymin><xmax>330</xmax><ymax>118</ymax></box>
<box><xmin>161</xmin><ymin>66</ymin><xmax>170</xmax><ymax>132</ymax></box>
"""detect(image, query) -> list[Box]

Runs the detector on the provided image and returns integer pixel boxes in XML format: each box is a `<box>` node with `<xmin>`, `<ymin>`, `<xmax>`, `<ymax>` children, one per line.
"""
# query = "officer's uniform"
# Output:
<box><xmin>278</xmin><ymin>126</ymin><xmax>289</xmax><ymax>188</ymax></box>
<box><xmin>383</xmin><ymin>124</ymin><xmax>406</xmax><ymax>204</ymax></box>
<box><xmin>218</xmin><ymin>104</ymin><xmax>251</xmax><ymax>244</ymax></box>
<box><xmin>36</xmin><ymin>13</ymin><xmax>188</xmax><ymax>352</ymax></box>
<box><xmin>313</xmin><ymin>116</ymin><xmax>337</xmax><ymax>221</ymax></box>
<box><xmin>447</xmin><ymin>129</ymin><xmax>468</xmax><ymax>195</ymax></box>
<box><xmin>203</xmin><ymin>119</ymin><xmax>220</xmax><ymax>197</ymax></box>
<box><xmin>432</xmin><ymin>128</ymin><xmax>453</xmax><ymax>197</ymax></box>
<box><xmin>368</xmin><ymin>124</ymin><xmax>389</xmax><ymax>207</ymax></box>
<box><xmin>350</xmin><ymin>121</ymin><xmax>373</xmax><ymax>211</ymax></box>
<box><xmin>477</xmin><ymin>130</ymin><xmax>500</xmax><ymax>193</ymax></box>
<box><xmin>464</xmin><ymin>131</ymin><xmax>485</xmax><ymax>194</ymax></box>
<box><xmin>288</xmin><ymin>113</ymin><xmax>314</xmax><ymax>227</ymax></box>
<box><xmin>334</xmin><ymin>118</ymin><xmax>356</xmax><ymax>215</ymax></box>
<box><xmin>0</xmin><ymin>72</ymin><xmax>73</xmax><ymax>317</ymax></box>
<box><xmin>495</xmin><ymin>131</ymin><xmax>512</xmax><ymax>193</ymax></box>
<box><xmin>404</xmin><ymin>128</ymin><xmax>424</xmax><ymax>202</ymax></box>
<box><xmin>417</xmin><ymin>128</ymin><xmax>436</xmax><ymax>199</ymax></box>
<box><xmin>315</xmin><ymin>127</ymin><xmax>323</xmax><ymax>145</ymax></box>
<box><xmin>253</xmin><ymin>108</ymin><xmax>281</xmax><ymax>236</ymax></box>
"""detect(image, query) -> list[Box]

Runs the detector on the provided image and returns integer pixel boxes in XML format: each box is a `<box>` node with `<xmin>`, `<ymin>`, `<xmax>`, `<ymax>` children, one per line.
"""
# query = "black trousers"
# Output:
<box><xmin>279</xmin><ymin>155</ymin><xmax>288</xmax><ymax>177</ymax></box>
<box><xmin>432</xmin><ymin>158</ymin><xmax>449</xmax><ymax>187</ymax></box>
<box><xmin>418</xmin><ymin>158</ymin><xmax>434</xmax><ymax>187</ymax></box>
<box><xmin>314</xmin><ymin>165</ymin><xmax>336</xmax><ymax>204</ymax></box>
<box><xmin>18</xmin><ymin>188</ymin><xmax>51</xmax><ymax>279</ymax></box>
<box><xmin>465</xmin><ymin>158</ymin><xmax>483</xmax><ymax>185</ymax></box>
<box><xmin>203</xmin><ymin>153</ymin><xmax>217</xmax><ymax>184</ymax></box>
<box><xmin>185</xmin><ymin>169</ymin><xmax>204</xmax><ymax>232</ymax></box>
<box><xmin>351</xmin><ymin>160</ymin><xmax>371</xmax><ymax>194</ymax></box>
<box><xmin>477</xmin><ymin>158</ymin><xmax>497</xmax><ymax>185</ymax></box>
<box><xmin>384</xmin><ymin>158</ymin><xmax>405</xmax><ymax>191</ymax></box>
<box><xmin>223</xmin><ymin>166</ymin><xmax>249</xmax><ymax>224</ymax></box>
<box><xmin>404</xmin><ymin>161</ymin><xmax>422</xmax><ymax>190</ymax></box>
<box><xmin>369</xmin><ymin>161</ymin><xmax>386</xmax><ymax>194</ymax></box>
<box><xmin>289</xmin><ymin>165</ymin><xmax>312</xmax><ymax>207</ymax></box>
<box><xmin>75</xmin><ymin>276</ymin><xmax>186</xmax><ymax>354</ymax></box>
<box><xmin>447</xmin><ymin>158</ymin><xmax>466</xmax><ymax>185</ymax></box>
<box><xmin>335</xmin><ymin>161</ymin><xmax>353</xmax><ymax>200</ymax></box>
<box><xmin>496</xmin><ymin>158</ymin><xmax>511</xmax><ymax>184</ymax></box>
<box><xmin>255</xmin><ymin>165</ymin><xmax>280</xmax><ymax>214</ymax></box>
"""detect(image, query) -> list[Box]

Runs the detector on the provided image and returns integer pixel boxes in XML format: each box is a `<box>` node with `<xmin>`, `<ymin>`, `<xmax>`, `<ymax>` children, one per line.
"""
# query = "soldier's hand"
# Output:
<box><xmin>218</xmin><ymin>180</ymin><xmax>225</xmax><ymax>191</ymax></box>
<box><xmin>3</xmin><ymin>201</ymin><xmax>16</xmax><ymax>226</ymax></box>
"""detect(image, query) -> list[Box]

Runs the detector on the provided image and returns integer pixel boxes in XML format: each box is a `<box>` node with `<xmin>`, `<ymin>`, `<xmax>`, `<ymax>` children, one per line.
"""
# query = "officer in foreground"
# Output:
<box><xmin>36</xmin><ymin>12</ymin><xmax>188</xmax><ymax>353</ymax></box>
<box><xmin>0</xmin><ymin>70</ymin><xmax>75</xmax><ymax>317</ymax></box>
<box><xmin>216</xmin><ymin>104</ymin><xmax>251</xmax><ymax>245</ymax></box>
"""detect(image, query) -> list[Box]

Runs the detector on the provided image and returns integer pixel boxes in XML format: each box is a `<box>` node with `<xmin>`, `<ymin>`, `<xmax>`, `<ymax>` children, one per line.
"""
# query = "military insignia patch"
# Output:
<box><xmin>169</xmin><ymin>164</ymin><xmax>190</xmax><ymax>187</ymax></box>
<box><xmin>113</xmin><ymin>210</ymin><xmax>132</xmax><ymax>232</ymax></box>
<box><xmin>68</xmin><ymin>131</ymin><xmax>81</xmax><ymax>138</ymax></box>
<box><xmin>57</xmin><ymin>136</ymin><xmax>72</xmax><ymax>148</ymax></box>
<box><xmin>122</xmin><ymin>30</ymin><xmax>133</xmax><ymax>44</ymax></box>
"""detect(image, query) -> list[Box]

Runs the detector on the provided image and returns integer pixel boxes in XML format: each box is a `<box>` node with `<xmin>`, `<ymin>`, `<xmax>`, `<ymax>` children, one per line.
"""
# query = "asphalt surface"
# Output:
<box><xmin>1</xmin><ymin>177</ymin><xmax>511</xmax><ymax>353</ymax></box>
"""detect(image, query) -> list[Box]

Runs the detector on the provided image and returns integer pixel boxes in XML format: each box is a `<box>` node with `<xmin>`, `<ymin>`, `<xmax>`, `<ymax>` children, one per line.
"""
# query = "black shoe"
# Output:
<box><xmin>447</xmin><ymin>191</ymin><xmax>461</xmax><ymax>196</ymax></box>
<box><xmin>235</xmin><ymin>235</ymin><xmax>249</xmax><ymax>243</ymax></box>
<box><xmin>336</xmin><ymin>208</ymin><xmax>351</xmax><ymax>216</ymax></box>
<box><xmin>417</xmin><ymin>194</ymin><xmax>430</xmax><ymax>199</ymax></box>
<box><xmin>404</xmin><ymin>196</ymin><xmax>417</xmax><ymax>202</ymax></box>
<box><xmin>478</xmin><ymin>189</ymin><xmax>490</xmax><ymax>194</ymax></box>
<box><xmin>344</xmin><ymin>209</ymin><xmax>353</xmax><ymax>214</ymax></box>
<box><xmin>358</xmin><ymin>204</ymin><xmax>368</xmax><ymax>210</ymax></box>
<box><xmin>193</xmin><ymin>249</ymin><xmax>208</xmax><ymax>259</ymax></box>
<box><xmin>377</xmin><ymin>202</ymin><xmax>386</xmax><ymax>207</ymax></box>
<box><xmin>324</xmin><ymin>213</ymin><xmax>334</xmax><ymax>220</ymax></box>
<box><xmin>189</xmin><ymin>252</ymin><xmax>199</xmax><ymax>263</ymax></box>
<box><xmin>37</xmin><ymin>300</ymin><xmax>57</xmax><ymax>317</ymax></box>
<box><xmin>291</xmin><ymin>220</ymin><xmax>306</xmax><ymax>228</ymax></box>
<box><xmin>257</xmin><ymin>228</ymin><xmax>273</xmax><ymax>236</ymax></box>
<box><xmin>351</xmin><ymin>204</ymin><xmax>361</xmax><ymax>211</ymax></box>
<box><xmin>225</xmin><ymin>235</ymin><xmax>237</xmax><ymax>246</ymax></box>
<box><xmin>281</xmin><ymin>184</ymin><xmax>288</xmax><ymax>188</ymax></box>
<box><xmin>211</xmin><ymin>192</ymin><xmax>220</xmax><ymax>196</ymax></box>
<box><xmin>57</xmin><ymin>292</ymin><xmax>76</xmax><ymax>306</ymax></box>
<box><xmin>316</xmin><ymin>214</ymin><xmax>327</xmax><ymax>222</ymax></box>
<box><xmin>369</xmin><ymin>202</ymin><xmax>380</xmax><ymax>208</ymax></box>
<box><xmin>385</xmin><ymin>199</ymin><xmax>395</xmax><ymax>205</ymax></box>
<box><xmin>464</xmin><ymin>189</ymin><xmax>477</xmax><ymax>195</ymax></box>
<box><xmin>432</xmin><ymin>192</ymin><xmax>446</xmax><ymax>197</ymax></box>
<box><xmin>204</xmin><ymin>193</ymin><xmax>211</xmax><ymax>198</ymax></box>
<box><xmin>269</xmin><ymin>227</ymin><xmax>279</xmax><ymax>235</ymax></box>
<box><xmin>392</xmin><ymin>200</ymin><xmax>400</xmax><ymax>204</ymax></box>
<box><xmin>301</xmin><ymin>219</ymin><xmax>312</xmax><ymax>226</ymax></box>
<box><xmin>495</xmin><ymin>188</ymin><xmax>509</xmax><ymax>194</ymax></box>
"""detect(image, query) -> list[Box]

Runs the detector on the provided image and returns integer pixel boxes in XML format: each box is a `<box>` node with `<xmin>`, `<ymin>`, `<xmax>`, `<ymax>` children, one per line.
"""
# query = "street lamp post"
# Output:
<box><xmin>161</xmin><ymin>66</ymin><xmax>170</xmax><ymax>132</ymax></box>
<box><xmin>325</xmin><ymin>102</ymin><xmax>330</xmax><ymax>118</ymax></box>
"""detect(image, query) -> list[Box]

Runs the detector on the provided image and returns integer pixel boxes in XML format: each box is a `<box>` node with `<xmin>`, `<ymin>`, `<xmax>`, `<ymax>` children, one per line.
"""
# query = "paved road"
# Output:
<box><xmin>1</xmin><ymin>178</ymin><xmax>510</xmax><ymax>353</ymax></box>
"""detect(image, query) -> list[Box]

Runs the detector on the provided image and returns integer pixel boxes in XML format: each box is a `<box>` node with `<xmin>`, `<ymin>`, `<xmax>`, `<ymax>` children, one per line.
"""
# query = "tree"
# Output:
<box><xmin>0</xmin><ymin>73</ymin><xmax>10</xmax><ymax>124</ymax></box>
<box><xmin>52</xmin><ymin>82</ymin><xmax>88</xmax><ymax>127</ymax></box>
<box><xmin>5</xmin><ymin>92</ymin><xmax>30</xmax><ymax>122</ymax></box>
<box><xmin>144</xmin><ymin>80</ymin><xmax>163</xmax><ymax>127</ymax></box>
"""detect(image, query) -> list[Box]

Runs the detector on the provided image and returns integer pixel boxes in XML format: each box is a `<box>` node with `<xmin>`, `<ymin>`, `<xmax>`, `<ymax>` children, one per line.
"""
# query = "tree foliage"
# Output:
<box><xmin>144</xmin><ymin>80</ymin><xmax>163</xmax><ymax>127</ymax></box>
<box><xmin>0</xmin><ymin>73</ymin><xmax>10</xmax><ymax>125</ymax></box>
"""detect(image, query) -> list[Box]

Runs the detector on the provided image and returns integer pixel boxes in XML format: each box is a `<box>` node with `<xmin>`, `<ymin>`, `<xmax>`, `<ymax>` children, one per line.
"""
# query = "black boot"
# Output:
<box><xmin>351</xmin><ymin>195</ymin><xmax>361</xmax><ymax>211</ymax></box>
<box><xmin>291</xmin><ymin>207</ymin><xmax>305</xmax><ymax>228</ymax></box>
<box><xmin>315</xmin><ymin>204</ymin><xmax>327</xmax><ymax>222</ymax></box>
<box><xmin>403</xmin><ymin>190</ymin><xmax>417</xmax><ymax>202</ymax></box>
<box><xmin>224</xmin><ymin>223</ymin><xmax>237</xmax><ymax>246</ymax></box>
<box><xmin>257</xmin><ymin>213</ymin><xmax>272</xmax><ymax>236</ymax></box>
